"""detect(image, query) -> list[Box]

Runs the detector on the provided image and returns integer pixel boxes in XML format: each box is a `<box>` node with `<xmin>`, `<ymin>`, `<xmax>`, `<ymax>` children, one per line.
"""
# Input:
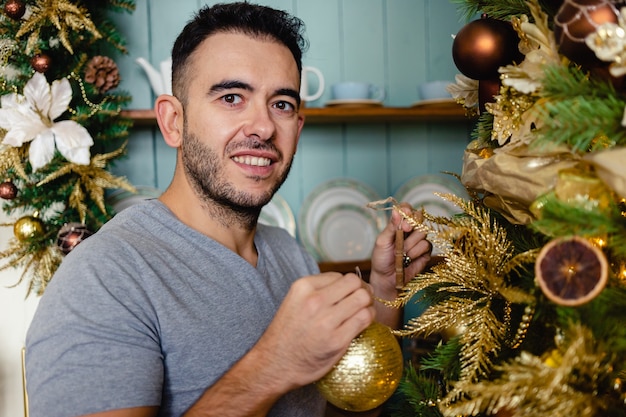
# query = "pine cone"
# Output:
<box><xmin>84</xmin><ymin>55</ymin><xmax>120</xmax><ymax>93</ymax></box>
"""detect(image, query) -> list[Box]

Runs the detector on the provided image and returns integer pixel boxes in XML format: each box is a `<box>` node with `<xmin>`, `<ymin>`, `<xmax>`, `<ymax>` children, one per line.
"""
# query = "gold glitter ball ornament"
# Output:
<box><xmin>14</xmin><ymin>214</ymin><xmax>46</xmax><ymax>241</ymax></box>
<box><xmin>316</xmin><ymin>322</ymin><xmax>403</xmax><ymax>412</ymax></box>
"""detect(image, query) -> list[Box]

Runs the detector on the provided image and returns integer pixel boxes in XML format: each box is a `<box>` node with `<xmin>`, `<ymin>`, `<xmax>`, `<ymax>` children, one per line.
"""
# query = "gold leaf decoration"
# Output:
<box><xmin>16</xmin><ymin>0</ymin><xmax>102</xmax><ymax>55</ymax></box>
<box><xmin>37</xmin><ymin>144</ymin><xmax>135</xmax><ymax>223</ymax></box>
<box><xmin>0</xmin><ymin>236</ymin><xmax>63</xmax><ymax>296</ymax></box>
<box><xmin>441</xmin><ymin>324</ymin><xmax>613</xmax><ymax>417</ymax></box>
<box><xmin>0</xmin><ymin>146</ymin><xmax>29</xmax><ymax>181</ymax></box>
<box><xmin>375</xmin><ymin>194</ymin><xmax>537</xmax><ymax>401</ymax></box>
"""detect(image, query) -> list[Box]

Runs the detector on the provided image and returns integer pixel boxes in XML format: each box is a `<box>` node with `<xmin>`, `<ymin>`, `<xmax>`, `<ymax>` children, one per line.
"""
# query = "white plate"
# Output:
<box><xmin>259</xmin><ymin>193</ymin><xmax>296</xmax><ymax>237</ymax></box>
<box><xmin>106</xmin><ymin>186</ymin><xmax>162</xmax><ymax>213</ymax></box>
<box><xmin>314</xmin><ymin>203</ymin><xmax>383</xmax><ymax>262</ymax></box>
<box><xmin>298</xmin><ymin>178</ymin><xmax>386</xmax><ymax>260</ymax></box>
<box><xmin>325</xmin><ymin>99</ymin><xmax>383</xmax><ymax>107</ymax></box>
<box><xmin>410</xmin><ymin>98</ymin><xmax>455</xmax><ymax>107</ymax></box>
<box><xmin>394</xmin><ymin>174</ymin><xmax>468</xmax><ymax>254</ymax></box>
<box><xmin>394</xmin><ymin>174</ymin><xmax>467</xmax><ymax>216</ymax></box>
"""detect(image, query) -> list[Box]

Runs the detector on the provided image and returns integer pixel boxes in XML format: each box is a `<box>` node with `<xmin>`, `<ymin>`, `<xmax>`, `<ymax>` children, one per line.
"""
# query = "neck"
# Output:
<box><xmin>159</xmin><ymin>180</ymin><xmax>260</xmax><ymax>266</ymax></box>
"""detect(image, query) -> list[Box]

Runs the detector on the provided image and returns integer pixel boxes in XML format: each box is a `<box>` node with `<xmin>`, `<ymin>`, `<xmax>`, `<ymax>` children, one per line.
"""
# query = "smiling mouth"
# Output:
<box><xmin>232</xmin><ymin>155</ymin><xmax>272</xmax><ymax>166</ymax></box>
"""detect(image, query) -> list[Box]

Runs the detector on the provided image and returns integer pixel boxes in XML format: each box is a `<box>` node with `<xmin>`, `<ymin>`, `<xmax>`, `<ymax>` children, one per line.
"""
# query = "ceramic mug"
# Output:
<box><xmin>418</xmin><ymin>80</ymin><xmax>452</xmax><ymax>100</ymax></box>
<box><xmin>331</xmin><ymin>82</ymin><xmax>385</xmax><ymax>101</ymax></box>
<box><xmin>300</xmin><ymin>66</ymin><xmax>325</xmax><ymax>102</ymax></box>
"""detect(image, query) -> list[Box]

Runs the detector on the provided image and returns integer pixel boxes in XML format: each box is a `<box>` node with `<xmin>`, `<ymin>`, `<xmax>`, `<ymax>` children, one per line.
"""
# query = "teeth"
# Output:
<box><xmin>233</xmin><ymin>155</ymin><xmax>271</xmax><ymax>166</ymax></box>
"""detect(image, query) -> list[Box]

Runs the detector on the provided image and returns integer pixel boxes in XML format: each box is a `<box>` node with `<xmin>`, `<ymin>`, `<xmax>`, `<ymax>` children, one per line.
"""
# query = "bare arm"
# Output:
<box><xmin>182</xmin><ymin>271</ymin><xmax>375</xmax><ymax>417</ymax></box>
<box><xmin>78</xmin><ymin>272</ymin><xmax>373</xmax><ymax>417</ymax></box>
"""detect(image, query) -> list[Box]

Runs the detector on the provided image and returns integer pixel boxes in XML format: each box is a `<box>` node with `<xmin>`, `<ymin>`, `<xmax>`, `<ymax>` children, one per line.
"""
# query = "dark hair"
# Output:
<box><xmin>171</xmin><ymin>2</ymin><xmax>308</xmax><ymax>100</ymax></box>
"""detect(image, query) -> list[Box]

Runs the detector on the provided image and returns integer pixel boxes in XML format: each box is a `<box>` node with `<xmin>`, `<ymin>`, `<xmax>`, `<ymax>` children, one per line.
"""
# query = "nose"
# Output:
<box><xmin>242</xmin><ymin>102</ymin><xmax>276</xmax><ymax>141</ymax></box>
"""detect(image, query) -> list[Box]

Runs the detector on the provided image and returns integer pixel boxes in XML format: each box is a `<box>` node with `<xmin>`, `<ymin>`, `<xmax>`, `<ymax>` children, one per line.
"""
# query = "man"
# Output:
<box><xmin>25</xmin><ymin>3</ymin><xmax>432</xmax><ymax>417</ymax></box>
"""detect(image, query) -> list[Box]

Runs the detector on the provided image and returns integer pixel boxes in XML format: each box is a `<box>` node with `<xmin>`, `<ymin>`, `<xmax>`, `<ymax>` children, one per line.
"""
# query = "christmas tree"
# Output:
<box><xmin>0</xmin><ymin>0</ymin><xmax>136</xmax><ymax>296</ymax></box>
<box><xmin>387</xmin><ymin>0</ymin><xmax>626</xmax><ymax>416</ymax></box>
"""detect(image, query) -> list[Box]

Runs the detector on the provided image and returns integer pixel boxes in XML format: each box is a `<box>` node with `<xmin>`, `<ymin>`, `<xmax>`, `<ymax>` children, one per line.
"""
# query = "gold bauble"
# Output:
<box><xmin>554</xmin><ymin>167</ymin><xmax>613</xmax><ymax>211</ymax></box>
<box><xmin>14</xmin><ymin>214</ymin><xmax>45</xmax><ymax>241</ymax></box>
<box><xmin>316</xmin><ymin>322</ymin><xmax>403</xmax><ymax>412</ymax></box>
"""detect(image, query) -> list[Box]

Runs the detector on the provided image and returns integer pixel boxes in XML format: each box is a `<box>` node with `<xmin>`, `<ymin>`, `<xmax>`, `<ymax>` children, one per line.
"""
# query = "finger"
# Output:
<box><xmin>404</xmin><ymin>229</ymin><xmax>429</xmax><ymax>252</ymax></box>
<box><xmin>404</xmin><ymin>237</ymin><xmax>432</xmax><ymax>262</ymax></box>
<box><xmin>325</xmin><ymin>273</ymin><xmax>372</xmax><ymax>305</ymax></box>
<box><xmin>301</xmin><ymin>271</ymin><xmax>344</xmax><ymax>290</ymax></box>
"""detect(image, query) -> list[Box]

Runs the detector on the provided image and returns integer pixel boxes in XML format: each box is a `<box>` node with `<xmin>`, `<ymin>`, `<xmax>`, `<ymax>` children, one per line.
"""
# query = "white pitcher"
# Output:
<box><xmin>136</xmin><ymin>57</ymin><xmax>172</xmax><ymax>96</ymax></box>
<box><xmin>300</xmin><ymin>66</ymin><xmax>324</xmax><ymax>102</ymax></box>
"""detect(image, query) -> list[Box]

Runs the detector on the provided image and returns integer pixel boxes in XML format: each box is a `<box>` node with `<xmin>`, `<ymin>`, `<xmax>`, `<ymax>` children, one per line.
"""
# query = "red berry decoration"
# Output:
<box><xmin>452</xmin><ymin>15</ymin><xmax>524</xmax><ymax>80</ymax></box>
<box><xmin>3</xmin><ymin>0</ymin><xmax>25</xmax><ymax>20</ymax></box>
<box><xmin>56</xmin><ymin>223</ymin><xmax>93</xmax><ymax>255</ymax></box>
<box><xmin>0</xmin><ymin>179</ymin><xmax>18</xmax><ymax>199</ymax></box>
<box><xmin>31</xmin><ymin>53</ymin><xmax>51</xmax><ymax>73</ymax></box>
<box><xmin>554</xmin><ymin>0</ymin><xmax>626</xmax><ymax>68</ymax></box>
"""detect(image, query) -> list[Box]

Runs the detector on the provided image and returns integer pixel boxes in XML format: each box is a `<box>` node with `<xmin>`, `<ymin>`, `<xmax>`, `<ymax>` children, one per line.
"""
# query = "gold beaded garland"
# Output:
<box><xmin>316</xmin><ymin>322</ymin><xmax>404</xmax><ymax>412</ymax></box>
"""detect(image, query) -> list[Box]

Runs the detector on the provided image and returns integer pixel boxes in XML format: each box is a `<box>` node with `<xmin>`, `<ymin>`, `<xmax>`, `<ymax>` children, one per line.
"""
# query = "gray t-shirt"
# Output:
<box><xmin>26</xmin><ymin>199</ymin><xmax>325</xmax><ymax>417</ymax></box>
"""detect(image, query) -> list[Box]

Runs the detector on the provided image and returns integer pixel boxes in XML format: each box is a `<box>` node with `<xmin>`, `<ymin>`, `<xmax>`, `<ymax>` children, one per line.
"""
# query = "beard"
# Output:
<box><xmin>180</xmin><ymin>123</ymin><xmax>294</xmax><ymax>230</ymax></box>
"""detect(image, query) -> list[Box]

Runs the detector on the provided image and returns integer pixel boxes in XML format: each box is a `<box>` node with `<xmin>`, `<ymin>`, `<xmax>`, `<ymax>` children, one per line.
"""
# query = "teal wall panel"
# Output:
<box><xmin>386</xmin><ymin>0</ymin><xmax>428</xmax><ymax>106</ymax></box>
<box><xmin>110</xmin><ymin>0</ymin><xmax>471</xmax><ymax>241</ymax></box>
<box><xmin>297</xmin><ymin>0</ymin><xmax>342</xmax><ymax>107</ymax></box>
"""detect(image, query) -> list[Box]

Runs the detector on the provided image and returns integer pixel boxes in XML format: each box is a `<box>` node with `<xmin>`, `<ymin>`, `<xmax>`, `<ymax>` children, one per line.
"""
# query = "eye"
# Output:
<box><xmin>222</xmin><ymin>94</ymin><xmax>243</xmax><ymax>105</ymax></box>
<box><xmin>273</xmin><ymin>100</ymin><xmax>296</xmax><ymax>112</ymax></box>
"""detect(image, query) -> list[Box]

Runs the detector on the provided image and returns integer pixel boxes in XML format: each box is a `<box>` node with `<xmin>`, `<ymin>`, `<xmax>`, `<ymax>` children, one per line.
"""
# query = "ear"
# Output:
<box><xmin>294</xmin><ymin>113</ymin><xmax>305</xmax><ymax>152</ymax></box>
<box><xmin>155</xmin><ymin>95</ymin><xmax>184</xmax><ymax>148</ymax></box>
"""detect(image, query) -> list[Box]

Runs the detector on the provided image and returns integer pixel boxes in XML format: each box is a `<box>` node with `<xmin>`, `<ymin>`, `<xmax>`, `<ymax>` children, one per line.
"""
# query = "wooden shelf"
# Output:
<box><xmin>121</xmin><ymin>102</ymin><xmax>471</xmax><ymax>127</ymax></box>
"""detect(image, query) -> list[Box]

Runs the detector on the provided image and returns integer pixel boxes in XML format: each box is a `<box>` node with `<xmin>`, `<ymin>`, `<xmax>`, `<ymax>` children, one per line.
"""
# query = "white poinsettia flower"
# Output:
<box><xmin>500</xmin><ymin>5</ymin><xmax>561</xmax><ymax>95</ymax></box>
<box><xmin>447</xmin><ymin>73</ymin><xmax>479</xmax><ymax>108</ymax></box>
<box><xmin>0</xmin><ymin>72</ymin><xmax>93</xmax><ymax>171</ymax></box>
<box><xmin>585</xmin><ymin>9</ymin><xmax>626</xmax><ymax>77</ymax></box>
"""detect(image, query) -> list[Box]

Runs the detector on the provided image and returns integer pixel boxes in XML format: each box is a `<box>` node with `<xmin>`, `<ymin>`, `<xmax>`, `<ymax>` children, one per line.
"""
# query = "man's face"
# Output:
<box><xmin>179</xmin><ymin>32</ymin><xmax>303</xmax><ymax>212</ymax></box>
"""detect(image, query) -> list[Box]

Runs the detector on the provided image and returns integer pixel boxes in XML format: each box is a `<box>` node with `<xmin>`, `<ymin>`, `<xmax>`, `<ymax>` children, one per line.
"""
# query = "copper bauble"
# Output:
<box><xmin>452</xmin><ymin>15</ymin><xmax>523</xmax><ymax>80</ymax></box>
<box><xmin>316</xmin><ymin>322</ymin><xmax>403</xmax><ymax>412</ymax></box>
<box><xmin>3</xmin><ymin>0</ymin><xmax>25</xmax><ymax>20</ymax></box>
<box><xmin>478</xmin><ymin>78</ymin><xmax>501</xmax><ymax>112</ymax></box>
<box><xmin>31</xmin><ymin>53</ymin><xmax>51</xmax><ymax>73</ymax></box>
<box><xmin>14</xmin><ymin>214</ymin><xmax>45</xmax><ymax>241</ymax></box>
<box><xmin>56</xmin><ymin>222</ymin><xmax>93</xmax><ymax>255</ymax></box>
<box><xmin>554</xmin><ymin>0</ymin><xmax>626</xmax><ymax>68</ymax></box>
<box><xmin>0</xmin><ymin>180</ymin><xmax>18</xmax><ymax>199</ymax></box>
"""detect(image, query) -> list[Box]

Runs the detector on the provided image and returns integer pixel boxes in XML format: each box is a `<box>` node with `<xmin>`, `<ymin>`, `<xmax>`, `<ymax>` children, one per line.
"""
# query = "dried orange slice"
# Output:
<box><xmin>535</xmin><ymin>236</ymin><xmax>608</xmax><ymax>307</ymax></box>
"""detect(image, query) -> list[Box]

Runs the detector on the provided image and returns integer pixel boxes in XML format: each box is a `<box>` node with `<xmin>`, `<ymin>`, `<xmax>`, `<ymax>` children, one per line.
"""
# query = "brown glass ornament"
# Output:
<box><xmin>452</xmin><ymin>15</ymin><xmax>524</xmax><ymax>80</ymax></box>
<box><xmin>14</xmin><ymin>214</ymin><xmax>45</xmax><ymax>242</ymax></box>
<box><xmin>0</xmin><ymin>179</ymin><xmax>18</xmax><ymax>199</ymax></box>
<box><xmin>554</xmin><ymin>0</ymin><xmax>626</xmax><ymax>68</ymax></box>
<box><xmin>3</xmin><ymin>0</ymin><xmax>25</xmax><ymax>20</ymax></box>
<box><xmin>31</xmin><ymin>53</ymin><xmax>51</xmax><ymax>73</ymax></box>
<box><xmin>56</xmin><ymin>222</ymin><xmax>93</xmax><ymax>255</ymax></box>
<box><xmin>478</xmin><ymin>78</ymin><xmax>501</xmax><ymax>113</ymax></box>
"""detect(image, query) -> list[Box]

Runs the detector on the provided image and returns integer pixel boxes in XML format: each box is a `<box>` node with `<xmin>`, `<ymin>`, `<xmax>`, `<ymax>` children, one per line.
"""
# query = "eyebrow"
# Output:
<box><xmin>210</xmin><ymin>80</ymin><xmax>251</xmax><ymax>93</ymax></box>
<box><xmin>210</xmin><ymin>80</ymin><xmax>301</xmax><ymax>107</ymax></box>
<box><xmin>278</xmin><ymin>88</ymin><xmax>301</xmax><ymax>107</ymax></box>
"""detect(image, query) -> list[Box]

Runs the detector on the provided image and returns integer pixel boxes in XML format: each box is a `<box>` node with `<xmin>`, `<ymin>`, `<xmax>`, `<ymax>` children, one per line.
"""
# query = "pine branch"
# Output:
<box><xmin>450</xmin><ymin>0</ymin><xmax>532</xmax><ymax>22</ymax></box>
<box><xmin>450</xmin><ymin>0</ymin><xmax>560</xmax><ymax>22</ymax></box>
<box><xmin>530</xmin><ymin>194</ymin><xmax>623</xmax><ymax>239</ymax></box>
<box><xmin>387</xmin><ymin>362</ymin><xmax>444</xmax><ymax>417</ymax></box>
<box><xmin>421</xmin><ymin>336</ymin><xmax>463</xmax><ymax>381</ymax></box>
<box><xmin>534</xmin><ymin>64</ymin><xmax>626</xmax><ymax>151</ymax></box>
